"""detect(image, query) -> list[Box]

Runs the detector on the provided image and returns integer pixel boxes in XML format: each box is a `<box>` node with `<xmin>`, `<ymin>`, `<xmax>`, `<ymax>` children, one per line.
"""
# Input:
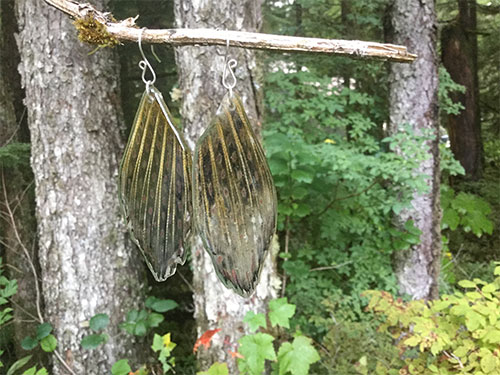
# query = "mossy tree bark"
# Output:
<box><xmin>15</xmin><ymin>0</ymin><xmax>147</xmax><ymax>373</ymax></box>
<box><xmin>388</xmin><ymin>0</ymin><xmax>442</xmax><ymax>300</ymax></box>
<box><xmin>174</xmin><ymin>0</ymin><xmax>279</xmax><ymax>371</ymax></box>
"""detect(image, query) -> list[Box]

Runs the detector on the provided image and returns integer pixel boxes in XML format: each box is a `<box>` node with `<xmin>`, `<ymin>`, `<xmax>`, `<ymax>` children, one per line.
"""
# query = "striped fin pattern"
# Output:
<box><xmin>119</xmin><ymin>86</ymin><xmax>192</xmax><ymax>281</ymax></box>
<box><xmin>193</xmin><ymin>93</ymin><xmax>277</xmax><ymax>297</ymax></box>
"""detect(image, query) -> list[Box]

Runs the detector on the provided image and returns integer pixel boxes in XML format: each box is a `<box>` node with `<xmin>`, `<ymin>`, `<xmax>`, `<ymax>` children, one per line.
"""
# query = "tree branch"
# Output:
<box><xmin>43</xmin><ymin>0</ymin><xmax>417</xmax><ymax>63</ymax></box>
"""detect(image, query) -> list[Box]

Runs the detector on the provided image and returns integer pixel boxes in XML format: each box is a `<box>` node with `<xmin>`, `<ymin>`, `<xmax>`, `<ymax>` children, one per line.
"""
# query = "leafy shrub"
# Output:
<box><xmin>264</xmin><ymin>68</ymin><xmax>430</xmax><ymax>332</ymax></box>
<box><xmin>364</xmin><ymin>264</ymin><xmax>500</xmax><ymax>375</ymax></box>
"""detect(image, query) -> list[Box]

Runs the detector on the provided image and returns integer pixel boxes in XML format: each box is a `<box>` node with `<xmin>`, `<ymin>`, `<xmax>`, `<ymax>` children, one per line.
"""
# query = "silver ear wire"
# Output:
<box><xmin>138</xmin><ymin>28</ymin><xmax>156</xmax><ymax>92</ymax></box>
<box><xmin>222</xmin><ymin>38</ymin><xmax>237</xmax><ymax>98</ymax></box>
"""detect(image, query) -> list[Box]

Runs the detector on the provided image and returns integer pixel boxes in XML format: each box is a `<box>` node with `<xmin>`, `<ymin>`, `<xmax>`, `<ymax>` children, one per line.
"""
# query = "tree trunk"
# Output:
<box><xmin>442</xmin><ymin>0</ymin><xmax>482</xmax><ymax>180</ymax></box>
<box><xmin>388</xmin><ymin>0</ymin><xmax>441</xmax><ymax>300</ymax></box>
<box><xmin>15</xmin><ymin>0</ymin><xmax>146</xmax><ymax>373</ymax></box>
<box><xmin>174</xmin><ymin>0</ymin><xmax>279</xmax><ymax>371</ymax></box>
<box><xmin>0</xmin><ymin>0</ymin><xmax>41</xmax><ymax>363</ymax></box>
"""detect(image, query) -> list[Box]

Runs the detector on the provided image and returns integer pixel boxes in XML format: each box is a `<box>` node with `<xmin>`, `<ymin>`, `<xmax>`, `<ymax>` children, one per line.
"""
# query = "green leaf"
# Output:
<box><xmin>458</xmin><ymin>280</ymin><xmax>477</xmax><ymax>288</ymax></box>
<box><xmin>151</xmin><ymin>334</ymin><xmax>163</xmax><ymax>352</ymax></box>
<box><xmin>36</xmin><ymin>322</ymin><xmax>52</xmax><ymax>340</ymax></box>
<box><xmin>197</xmin><ymin>362</ymin><xmax>229</xmax><ymax>375</ymax></box>
<box><xmin>81</xmin><ymin>333</ymin><xmax>107</xmax><ymax>349</ymax></box>
<box><xmin>243</xmin><ymin>311</ymin><xmax>267</xmax><ymax>333</ymax></box>
<box><xmin>21</xmin><ymin>336</ymin><xmax>39</xmax><ymax>351</ymax></box>
<box><xmin>482</xmin><ymin>283</ymin><xmax>497</xmax><ymax>293</ymax></box>
<box><xmin>134</xmin><ymin>321</ymin><xmax>147</xmax><ymax>336</ymax></box>
<box><xmin>89</xmin><ymin>314</ymin><xmax>110</xmax><ymax>332</ymax></box>
<box><xmin>146</xmin><ymin>297</ymin><xmax>178</xmax><ymax>313</ymax></box>
<box><xmin>290</xmin><ymin>169</ymin><xmax>313</xmax><ymax>183</ymax></box>
<box><xmin>6</xmin><ymin>355</ymin><xmax>32</xmax><ymax>375</ymax></box>
<box><xmin>22</xmin><ymin>366</ymin><xmax>36</xmax><ymax>375</ymax></box>
<box><xmin>442</xmin><ymin>208</ymin><xmax>459</xmax><ymax>230</ymax></box>
<box><xmin>269</xmin><ymin>298</ymin><xmax>296</xmax><ymax>328</ymax></box>
<box><xmin>494</xmin><ymin>266</ymin><xmax>500</xmax><ymax>276</ymax></box>
<box><xmin>39</xmin><ymin>334</ymin><xmax>57</xmax><ymax>352</ymax></box>
<box><xmin>147</xmin><ymin>312</ymin><xmax>164</xmax><ymax>328</ymax></box>
<box><xmin>238</xmin><ymin>333</ymin><xmax>276</xmax><ymax>375</ymax></box>
<box><xmin>480</xmin><ymin>352</ymin><xmax>499</xmax><ymax>373</ymax></box>
<box><xmin>277</xmin><ymin>336</ymin><xmax>320</xmax><ymax>375</ymax></box>
<box><xmin>111</xmin><ymin>359</ymin><xmax>132</xmax><ymax>375</ymax></box>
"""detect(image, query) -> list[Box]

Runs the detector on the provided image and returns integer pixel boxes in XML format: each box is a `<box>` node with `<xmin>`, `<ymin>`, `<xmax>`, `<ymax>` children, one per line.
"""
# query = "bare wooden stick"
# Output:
<box><xmin>44</xmin><ymin>0</ymin><xmax>417</xmax><ymax>63</ymax></box>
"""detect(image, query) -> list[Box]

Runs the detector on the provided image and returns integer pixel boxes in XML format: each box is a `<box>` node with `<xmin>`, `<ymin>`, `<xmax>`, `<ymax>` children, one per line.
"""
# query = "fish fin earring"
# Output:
<box><xmin>192</xmin><ymin>40</ymin><xmax>278</xmax><ymax>297</ymax></box>
<box><xmin>119</xmin><ymin>29</ymin><xmax>192</xmax><ymax>281</ymax></box>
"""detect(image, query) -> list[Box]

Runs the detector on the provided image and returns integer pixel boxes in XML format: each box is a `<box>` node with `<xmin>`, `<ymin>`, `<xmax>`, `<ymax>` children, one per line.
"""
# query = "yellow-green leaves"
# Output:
<box><xmin>365</xmin><ymin>265</ymin><xmax>500</xmax><ymax>374</ymax></box>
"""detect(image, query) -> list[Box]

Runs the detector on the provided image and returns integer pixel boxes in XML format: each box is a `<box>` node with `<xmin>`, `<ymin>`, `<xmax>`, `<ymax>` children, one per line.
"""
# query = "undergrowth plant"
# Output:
<box><xmin>264</xmin><ymin>67</ymin><xmax>430</xmax><ymax>334</ymax></box>
<box><xmin>364</xmin><ymin>264</ymin><xmax>500</xmax><ymax>375</ymax></box>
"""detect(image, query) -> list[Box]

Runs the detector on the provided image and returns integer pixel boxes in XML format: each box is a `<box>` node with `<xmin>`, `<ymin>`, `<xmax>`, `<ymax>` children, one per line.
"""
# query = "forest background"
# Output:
<box><xmin>0</xmin><ymin>0</ymin><xmax>499</xmax><ymax>374</ymax></box>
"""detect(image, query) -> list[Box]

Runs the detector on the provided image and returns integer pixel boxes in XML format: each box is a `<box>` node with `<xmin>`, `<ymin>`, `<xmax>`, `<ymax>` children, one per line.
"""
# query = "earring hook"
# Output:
<box><xmin>138</xmin><ymin>28</ymin><xmax>156</xmax><ymax>91</ymax></box>
<box><xmin>222</xmin><ymin>39</ymin><xmax>237</xmax><ymax>97</ymax></box>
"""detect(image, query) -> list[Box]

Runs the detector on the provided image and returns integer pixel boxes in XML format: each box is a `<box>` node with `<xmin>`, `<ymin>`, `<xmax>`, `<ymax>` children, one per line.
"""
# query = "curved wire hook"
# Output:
<box><xmin>138</xmin><ymin>28</ymin><xmax>156</xmax><ymax>91</ymax></box>
<box><xmin>222</xmin><ymin>39</ymin><xmax>237</xmax><ymax>97</ymax></box>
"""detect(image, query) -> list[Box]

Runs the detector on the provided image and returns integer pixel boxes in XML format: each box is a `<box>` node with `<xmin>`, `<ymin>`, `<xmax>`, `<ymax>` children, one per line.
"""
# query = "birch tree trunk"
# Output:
<box><xmin>15</xmin><ymin>0</ymin><xmax>146</xmax><ymax>373</ymax></box>
<box><xmin>174</xmin><ymin>0</ymin><xmax>278</xmax><ymax>370</ymax></box>
<box><xmin>388</xmin><ymin>0</ymin><xmax>441</xmax><ymax>300</ymax></box>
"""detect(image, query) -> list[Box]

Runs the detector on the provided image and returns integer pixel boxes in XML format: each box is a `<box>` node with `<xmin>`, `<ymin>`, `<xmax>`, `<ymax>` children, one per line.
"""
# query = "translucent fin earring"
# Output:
<box><xmin>192</xmin><ymin>41</ymin><xmax>277</xmax><ymax>297</ymax></box>
<box><xmin>119</xmin><ymin>29</ymin><xmax>192</xmax><ymax>281</ymax></box>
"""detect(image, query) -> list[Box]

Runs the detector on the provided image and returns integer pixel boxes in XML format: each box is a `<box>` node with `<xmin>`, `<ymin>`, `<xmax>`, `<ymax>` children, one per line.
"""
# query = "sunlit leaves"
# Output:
<box><xmin>238</xmin><ymin>333</ymin><xmax>276</xmax><ymax>375</ymax></box>
<box><xmin>277</xmin><ymin>336</ymin><xmax>320</xmax><ymax>375</ymax></box>
<box><xmin>269</xmin><ymin>298</ymin><xmax>296</xmax><ymax>329</ymax></box>
<box><xmin>365</xmin><ymin>266</ymin><xmax>500</xmax><ymax>374</ymax></box>
<box><xmin>111</xmin><ymin>359</ymin><xmax>132</xmax><ymax>375</ymax></box>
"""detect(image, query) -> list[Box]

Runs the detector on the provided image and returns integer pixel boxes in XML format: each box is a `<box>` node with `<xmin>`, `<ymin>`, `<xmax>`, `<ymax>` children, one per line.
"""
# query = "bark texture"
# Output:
<box><xmin>442</xmin><ymin>0</ymin><xmax>482</xmax><ymax>180</ymax></box>
<box><xmin>174</xmin><ymin>0</ymin><xmax>279</xmax><ymax>371</ymax></box>
<box><xmin>0</xmin><ymin>0</ymin><xmax>41</xmax><ymax>362</ymax></box>
<box><xmin>388</xmin><ymin>0</ymin><xmax>441</xmax><ymax>300</ymax></box>
<box><xmin>15</xmin><ymin>0</ymin><xmax>146</xmax><ymax>373</ymax></box>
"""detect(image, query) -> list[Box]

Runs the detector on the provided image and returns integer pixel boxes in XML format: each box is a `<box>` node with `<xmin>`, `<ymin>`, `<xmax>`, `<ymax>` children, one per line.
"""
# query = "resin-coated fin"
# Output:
<box><xmin>193</xmin><ymin>93</ymin><xmax>277</xmax><ymax>297</ymax></box>
<box><xmin>119</xmin><ymin>86</ymin><xmax>192</xmax><ymax>281</ymax></box>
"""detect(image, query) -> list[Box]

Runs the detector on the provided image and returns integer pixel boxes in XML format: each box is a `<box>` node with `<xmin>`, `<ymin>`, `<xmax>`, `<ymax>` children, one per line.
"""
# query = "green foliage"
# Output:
<box><xmin>145</xmin><ymin>296</ymin><xmax>178</xmax><ymax>313</ymax></box>
<box><xmin>276</xmin><ymin>336</ymin><xmax>320</xmax><ymax>375</ymax></box>
<box><xmin>0</xmin><ymin>257</ymin><xmax>17</xmax><ymax>327</ymax></box>
<box><xmin>438</xmin><ymin>66</ymin><xmax>466</xmax><ymax>115</ymax></box>
<box><xmin>39</xmin><ymin>334</ymin><xmax>57</xmax><ymax>353</ymax></box>
<box><xmin>239</xmin><ymin>333</ymin><xmax>277</xmax><ymax>374</ymax></box>
<box><xmin>441</xmin><ymin>185</ymin><xmax>493</xmax><ymax>237</ymax></box>
<box><xmin>5</xmin><ymin>355</ymin><xmax>32</xmax><ymax>375</ymax></box>
<box><xmin>111</xmin><ymin>359</ymin><xmax>132</xmax><ymax>375</ymax></box>
<box><xmin>269</xmin><ymin>298</ymin><xmax>296</xmax><ymax>328</ymax></box>
<box><xmin>484</xmin><ymin>139</ymin><xmax>500</xmax><ymax>165</ymax></box>
<box><xmin>237</xmin><ymin>298</ymin><xmax>320</xmax><ymax>375</ymax></box>
<box><xmin>264</xmin><ymin>67</ymin><xmax>430</xmax><ymax>330</ymax></box>
<box><xmin>364</xmin><ymin>264</ymin><xmax>500</xmax><ymax>374</ymax></box>
<box><xmin>119</xmin><ymin>297</ymin><xmax>176</xmax><ymax>337</ymax></box>
<box><xmin>89</xmin><ymin>313</ymin><xmax>110</xmax><ymax>331</ymax></box>
<box><xmin>317</xmin><ymin>318</ymin><xmax>400</xmax><ymax>375</ymax></box>
<box><xmin>22</xmin><ymin>366</ymin><xmax>48</xmax><ymax>375</ymax></box>
<box><xmin>21</xmin><ymin>322</ymin><xmax>57</xmax><ymax>353</ymax></box>
<box><xmin>197</xmin><ymin>362</ymin><xmax>229</xmax><ymax>375</ymax></box>
<box><xmin>81</xmin><ymin>313</ymin><xmax>109</xmax><ymax>350</ymax></box>
<box><xmin>81</xmin><ymin>334</ymin><xmax>108</xmax><ymax>350</ymax></box>
<box><xmin>120</xmin><ymin>308</ymin><xmax>164</xmax><ymax>336</ymax></box>
<box><xmin>0</xmin><ymin>143</ymin><xmax>30</xmax><ymax>168</ymax></box>
<box><xmin>152</xmin><ymin>333</ymin><xmax>176</xmax><ymax>373</ymax></box>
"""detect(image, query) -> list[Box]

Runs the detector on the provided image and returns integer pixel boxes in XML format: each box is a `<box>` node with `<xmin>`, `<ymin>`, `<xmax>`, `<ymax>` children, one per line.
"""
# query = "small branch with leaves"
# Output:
<box><xmin>43</xmin><ymin>0</ymin><xmax>417</xmax><ymax>63</ymax></box>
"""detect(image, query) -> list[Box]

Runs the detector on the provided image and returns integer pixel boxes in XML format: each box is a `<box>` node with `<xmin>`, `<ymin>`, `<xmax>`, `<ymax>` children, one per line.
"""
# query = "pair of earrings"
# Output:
<box><xmin>118</xmin><ymin>30</ymin><xmax>277</xmax><ymax>297</ymax></box>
